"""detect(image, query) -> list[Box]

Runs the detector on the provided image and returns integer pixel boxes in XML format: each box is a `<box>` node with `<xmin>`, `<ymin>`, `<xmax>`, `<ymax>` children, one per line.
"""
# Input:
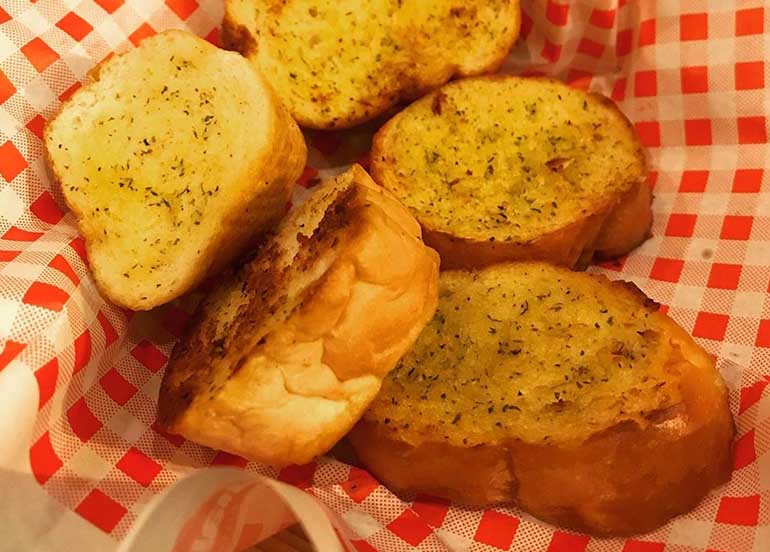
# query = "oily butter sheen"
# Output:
<box><xmin>371</xmin><ymin>76</ymin><xmax>652</xmax><ymax>269</ymax></box>
<box><xmin>223</xmin><ymin>0</ymin><xmax>521</xmax><ymax>129</ymax></box>
<box><xmin>349</xmin><ymin>263</ymin><xmax>734</xmax><ymax>536</ymax></box>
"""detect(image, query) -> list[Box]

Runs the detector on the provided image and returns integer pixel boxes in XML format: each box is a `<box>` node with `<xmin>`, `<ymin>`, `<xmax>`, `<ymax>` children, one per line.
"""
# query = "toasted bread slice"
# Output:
<box><xmin>349</xmin><ymin>263</ymin><xmax>734</xmax><ymax>536</ymax></box>
<box><xmin>44</xmin><ymin>30</ymin><xmax>306</xmax><ymax>310</ymax></box>
<box><xmin>158</xmin><ymin>165</ymin><xmax>439</xmax><ymax>467</ymax></box>
<box><xmin>371</xmin><ymin>77</ymin><xmax>651</xmax><ymax>269</ymax></box>
<box><xmin>222</xmin><ymin>0</ymin><xmax>521</xmax><ymax>129</ymax></box>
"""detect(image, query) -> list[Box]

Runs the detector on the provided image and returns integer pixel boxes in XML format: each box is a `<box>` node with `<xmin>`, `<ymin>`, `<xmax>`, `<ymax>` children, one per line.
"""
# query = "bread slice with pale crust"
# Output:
<box><xmin>44</xmin><ymin>30</ymin><xmax>306</xmax><ymax>310</ymax></box>
<box><xmin>158</xmin><ymin>165</ymin><xmax>439</xmax><ymax>467</ymax></box>
<box><xmin>223</xmin><ymin>0</ymin><xmax>521</xmax><ymax>129</ymax></box>
<box><xmin>371</xmin><ymin>76</ymin><xmax>652</xmax><ymax>269</ymax></box>
<box><xmin>349</xmin><ymin>263</ymin><xmax>734</xmax><ymax>536</ymax></box>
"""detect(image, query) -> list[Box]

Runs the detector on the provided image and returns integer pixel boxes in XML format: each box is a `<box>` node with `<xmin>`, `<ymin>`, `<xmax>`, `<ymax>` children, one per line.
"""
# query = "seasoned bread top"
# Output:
<box><xmin>363</xmin><ymin>263</ymin><xmax>722</xmax><ymax>448</ymax></box>
<box><xmin>44</xmin><ymin>30</ymin><xmax>305</xmax><ymax>310</ymax></box>
<box><xmin>223</xmin><ymin>0</ymin><xmax>521</xmax><ymax>129</ymax></box>
<box><xmin>371</xmin><ymin>77</ymin><xmax>647</xmax><ymax>244</ymax></box>
<box><xmin>158</xmin><ymin>165</ymin><xmax>439</xmax><ymax>466</ymax></box>
<box><xmin>352</xmin><ymin>264</ymin><xmax>733</xmax><ymax>535</ymax></box>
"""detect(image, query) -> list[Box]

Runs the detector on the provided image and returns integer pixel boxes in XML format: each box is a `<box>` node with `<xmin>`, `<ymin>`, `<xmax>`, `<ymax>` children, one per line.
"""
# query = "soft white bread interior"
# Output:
<box><xmin>222</xmin><ymin>0</ymin><xmax>521</xmax><ymax>129</ymax></box>
<box><xmin>371</xmin><ymin>76</ymin><xmax>651</xmax><ymax>269</ymax></box>
<box><xmin>44</xmin><ymin>30</ymin><xmax>306</xmax><ymax>310</ymax></box>
<box><xmin>349</xmin><ymin>263</ymin><xmax>734</xmax><ymax>536</ymax></box>
<box><xmin>158</xmin><ymin>165</ymin><xmax>440</xmax><ymax>467</ymax></box>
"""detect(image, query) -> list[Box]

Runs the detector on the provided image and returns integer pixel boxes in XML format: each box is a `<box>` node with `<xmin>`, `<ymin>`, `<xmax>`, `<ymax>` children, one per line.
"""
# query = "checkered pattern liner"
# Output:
<box><xmin>1</xmin><ymin>1</ymin><xmax>769</xmax><ymax>550</ymax></box>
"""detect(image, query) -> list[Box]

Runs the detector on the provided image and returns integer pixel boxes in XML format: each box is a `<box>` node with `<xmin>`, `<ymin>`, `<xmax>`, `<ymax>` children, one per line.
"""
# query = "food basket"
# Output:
<box><xmin>0</xmin><ymin>1</ymin><xmax>767</xmax><ymax>550</ymax></box>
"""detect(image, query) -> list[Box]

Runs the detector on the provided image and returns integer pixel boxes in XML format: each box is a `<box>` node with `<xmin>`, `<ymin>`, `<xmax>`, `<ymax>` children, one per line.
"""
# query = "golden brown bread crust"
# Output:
<box><xmin>370</xmin><ymin>77</ymin><xmax>652</xmax><ymax>270</ymax></box>
<box><xmin>348</xmin><ymin>274</ymin><xmax>734</xmax><ymax>536</ymax></box>
<box><xmin>419</xmin><ymin>178</ymin><xmax>651</xmax><ymax>270</ymax></box>
<box><xmin>158</xmin><ymin>165</ymin><xmax>439</xmax><ymax>466</ymax></box>
<box><xmin>222</xmin><ymin>0</ymin><xmax>521</xmax><ymax>129</ymax></box>
<box><xmin>221</xmin><ymin>12</ymin><xmax>257</xmax><ymax>58</ymax></box>
<box><xmin>593</xmin><ymin>176</ymin><xmax>654</xmax><ymax>260</ymax></box>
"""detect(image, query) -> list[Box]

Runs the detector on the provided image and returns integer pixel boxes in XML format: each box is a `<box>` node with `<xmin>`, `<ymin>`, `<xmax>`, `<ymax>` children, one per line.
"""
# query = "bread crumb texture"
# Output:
<box><xmin>224</xmin><ymin>0</ymin><xmax>521</xmax><ymax>128</ymax></box>
<box><xmin>365</xmin><ymin>263</ymin><xmax>682</xmax><ymax>447</ymax></box>
<box><xmin>372</xmin><ymin>77</ymin><xmax>646</xmax><ymax>243</ymax></box>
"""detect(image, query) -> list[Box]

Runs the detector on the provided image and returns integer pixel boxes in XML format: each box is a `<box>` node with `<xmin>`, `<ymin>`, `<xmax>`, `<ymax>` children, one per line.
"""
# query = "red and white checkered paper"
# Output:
<box><xmin>1</xmin><ymin>0</ymin><xmax>769</xmax><ymax>550</ymax></box>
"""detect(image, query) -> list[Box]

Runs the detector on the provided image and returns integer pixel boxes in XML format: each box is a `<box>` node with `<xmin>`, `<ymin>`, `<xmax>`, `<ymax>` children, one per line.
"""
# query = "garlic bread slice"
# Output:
<box><xmin>371</xmin><ymin>77</ymin><xmax>651</xmax><ymax>269</ymax></box>
<box><xmin>350</xmin><ymin>263</ymin><xmax>734</xmax><ymax>535</ymax></box>
<box><xmin>45</xmin><ymin>30</ymin><xmax>306</xmax><ymax>310</ymax></box>
<box><xmin>223</xmin><ymin>0</ymin><xmax>521</xmax><ymax>129</ymax></box>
